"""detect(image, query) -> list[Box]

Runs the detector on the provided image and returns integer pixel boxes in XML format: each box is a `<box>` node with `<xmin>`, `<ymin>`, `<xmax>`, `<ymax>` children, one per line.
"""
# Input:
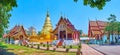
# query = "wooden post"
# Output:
<box><xmin>47</xmin><ymin>42</ymin><xmax>49</xmax><ymax>50</ymax></box>
<box><xmin>53</xmin><ymin>48</ymin><xmax>56</xmax><ymax>52</ymax></box>
<box><xmin>76</xmin><ymin>48</ymin><xmax>81</xmax><ymax>55</ymax></box>
<box><xmin>66</xmin><ymin>48</ymin><xmax>69</xmax><ymax>52</ymax></box>
<box><xmin>37</xmin><ymin>44</ymin><xmax>40</xmax><ymax>49</ymax></box>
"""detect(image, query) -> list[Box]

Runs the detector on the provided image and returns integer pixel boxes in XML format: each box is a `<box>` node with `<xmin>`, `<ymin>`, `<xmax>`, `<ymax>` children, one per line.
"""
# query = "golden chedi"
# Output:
<box><xmin>40</xmin><ymin>11</ymin><xmax>53</xmax><ymax>42</ymax></box>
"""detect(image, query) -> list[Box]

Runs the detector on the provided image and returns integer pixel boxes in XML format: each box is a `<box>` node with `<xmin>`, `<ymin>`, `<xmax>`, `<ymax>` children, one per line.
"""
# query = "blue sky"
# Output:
<box><xmin>9</xmin><ymin>0</ymin><xmax>120</xmax><ymax>34</ymax></box>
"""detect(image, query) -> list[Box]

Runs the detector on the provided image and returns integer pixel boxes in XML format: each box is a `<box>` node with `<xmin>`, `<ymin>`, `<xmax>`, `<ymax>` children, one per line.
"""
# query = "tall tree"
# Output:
<box><xmin>105</xmin><ymin>14</ymin><xmax>117</xmax><ymax>43</ymax></box>
<box><xmin>0</xmin><ymin>0</ymin><xmax>17</xmax><ymax>38</ymax></box>
<box><xmin>114</xmin><ymin>22</ymin><xmax>120</xmax><ymax>43</ymax></box>
<box><xmin>117</xmin><ymin>22</ymin><xmax>120</xmax><ymax>38</ymax></box>
<box><xmin>105</xmin><ymin>24</ymin><xmax>111</xmax><ymax>43</ymax></box>
<box><xmin>74</xmin><ymin>0</ymin><xmax>111</xmax><ymax>10</ymax></box>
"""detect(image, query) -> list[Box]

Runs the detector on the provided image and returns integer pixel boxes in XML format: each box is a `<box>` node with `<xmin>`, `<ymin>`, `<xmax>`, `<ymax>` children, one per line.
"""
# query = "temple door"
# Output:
<box><xmin>19</xmin><ymin>35</ymin><xmax>23</xmax><ymax>45</ymax></box>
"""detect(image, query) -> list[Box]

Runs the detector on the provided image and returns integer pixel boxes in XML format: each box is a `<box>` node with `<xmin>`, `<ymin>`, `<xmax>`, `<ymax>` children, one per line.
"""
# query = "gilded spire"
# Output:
<box><xmin>41</xmin><ymin>11</ymin><xmax>53</xmax><ymax>33</ymax></box>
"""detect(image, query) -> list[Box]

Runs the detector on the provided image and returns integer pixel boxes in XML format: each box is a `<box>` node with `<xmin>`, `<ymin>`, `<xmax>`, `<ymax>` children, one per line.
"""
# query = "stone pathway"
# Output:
<box><xmin>81</xmin><ymin>44</ymin><xmax>104</xmax><ymax>55</ymax></box>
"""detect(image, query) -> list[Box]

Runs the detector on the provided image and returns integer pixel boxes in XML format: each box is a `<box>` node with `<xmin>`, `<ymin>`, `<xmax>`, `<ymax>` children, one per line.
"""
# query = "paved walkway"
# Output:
<box><xmin>81</xmin><ymin>44</ymin><xmax>104</xmax><ymax>55</ymax></box>
<box><xmin>90</xmin><ymin>44</ymin><xmax>120</xmax><ymax>55</ymax></box>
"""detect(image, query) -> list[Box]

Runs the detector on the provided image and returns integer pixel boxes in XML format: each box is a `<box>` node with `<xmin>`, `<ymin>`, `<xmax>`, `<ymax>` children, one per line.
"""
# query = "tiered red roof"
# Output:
<box><xmin>88</xmin><ymin>20</ymin><xmax>107</xmax><ymax>39</ymax></box>
<box><xmin>53</xmin><ymin>16</ymin><xmax>80</xmax><ymax>40</ymax></box>
<box><xmin>53</xmin><ymin>16</ymin><xmax>78</xmax><ymax>33</ymax></box>
<box><xmin>7</xmin><ymin>25</ymin><xmax>28</xmax><ymax>38</ymax></box>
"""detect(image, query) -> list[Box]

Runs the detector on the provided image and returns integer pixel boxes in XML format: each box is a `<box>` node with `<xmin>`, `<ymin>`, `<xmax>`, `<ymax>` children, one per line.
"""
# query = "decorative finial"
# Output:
<box><xmin>64</xmin><ymin>13</ymin><xmax>66</xmax><ymax>18</ymax></box>
<box><xmin>60</xmin><ymin>12</ymin><xmax>62</xmax><ymax>17</ymax></box>
<box><xmin>47</xmin><ymin>10</ymin><xmax>49</xmax><ymax>17</ymax></box>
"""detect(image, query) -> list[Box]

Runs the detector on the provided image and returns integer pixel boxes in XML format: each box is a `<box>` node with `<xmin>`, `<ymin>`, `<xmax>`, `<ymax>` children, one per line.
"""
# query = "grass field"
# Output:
<box><xmin>0</xmin><ymin>42</ymin><xmax>76</xmax><ymax>55</ymax></box>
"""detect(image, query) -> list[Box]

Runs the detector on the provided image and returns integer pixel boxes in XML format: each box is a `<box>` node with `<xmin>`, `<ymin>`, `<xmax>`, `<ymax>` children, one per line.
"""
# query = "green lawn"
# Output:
<box><xmin>0</xmin><ymin>42</ymin><xmax>76</xmax><ymax>55</ymax></box>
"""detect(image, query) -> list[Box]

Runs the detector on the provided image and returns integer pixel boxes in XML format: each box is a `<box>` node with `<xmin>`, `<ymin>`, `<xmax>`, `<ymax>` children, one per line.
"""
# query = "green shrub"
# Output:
<box><xmin>63</xmin><ymin>45</ymin><xmax>66</xmax><ymax>48</ymax></box>
<box><xmin>43</xmin><ymin>44</ymin><xmax>45</xmax><ymax>47</ymax></box>
<box><xmin>70</xmin><ymin>45</ymin><xmax>72</xmax><ymax>48</ymax></box>
<box><xmin>78</xmin><ymin>43</ymin><xmax>81</xmax><ymax>48</ymax></box>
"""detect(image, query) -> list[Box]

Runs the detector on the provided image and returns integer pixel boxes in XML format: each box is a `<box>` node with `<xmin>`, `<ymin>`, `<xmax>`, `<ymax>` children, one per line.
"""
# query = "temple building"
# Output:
<box><xmin>6</xmin><ymin>25</ymin><xmax>28</xmax><ymax>45</ymax></box>
<box><xmin>88</xmin><ymin>20</ymin><xmax>107</xmax><ymax>44</ymax></box>
<box><xmin>52</xmin><ymin>16</ymin><xmax>80</xmax><ymax>46</ymax></box>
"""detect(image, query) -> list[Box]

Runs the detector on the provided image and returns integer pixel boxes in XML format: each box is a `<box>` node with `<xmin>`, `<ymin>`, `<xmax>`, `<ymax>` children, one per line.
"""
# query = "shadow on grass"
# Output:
<box><xmin>0</xmin><ymin>42</ymin><xmax>17</xmax><ymax>55</ymax></box>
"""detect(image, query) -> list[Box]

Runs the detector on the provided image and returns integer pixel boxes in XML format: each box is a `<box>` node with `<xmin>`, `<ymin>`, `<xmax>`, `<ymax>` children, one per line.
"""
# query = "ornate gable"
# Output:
<box><xmin>88</xmin><ymin>20</ymin><xmax>107</xmax><ymax>39</ymax></box>
<box><xmin>7</xmin><ymin>25</ymin><xmax>28</xmax><ymax>38</ymax></box>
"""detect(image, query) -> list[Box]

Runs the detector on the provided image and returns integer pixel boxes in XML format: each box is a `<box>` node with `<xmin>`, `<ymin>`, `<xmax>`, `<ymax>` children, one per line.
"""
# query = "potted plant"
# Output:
<box><xmin>46</xmin><ymin>42</ymin><xmax>49</xmax><ymax>50</ymax></box>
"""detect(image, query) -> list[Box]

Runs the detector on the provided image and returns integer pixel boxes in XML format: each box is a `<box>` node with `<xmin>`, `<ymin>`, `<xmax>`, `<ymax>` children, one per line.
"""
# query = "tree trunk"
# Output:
<box><xmin>117</xmin><ymin>31</ymin><xmax>120</xmax><ymax>43</ymax></box>
<box><xmin>108</xmin><ymin>32</ymin><xmax>110</xmax><ymax>44</ymax></box>
<box><xmin>118</xmin><ymin>31</ymin><xmax>119</xmax><ymax>38</ymax></box>
<box><xmin>112</xmin><ymin>30</ymin><xmax>113</xmax><ymax>43</ymax></box>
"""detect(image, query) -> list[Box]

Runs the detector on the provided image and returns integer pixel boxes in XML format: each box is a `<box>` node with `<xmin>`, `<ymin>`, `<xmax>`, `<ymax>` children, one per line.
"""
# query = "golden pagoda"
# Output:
<box><xmin>39</xmin><ymin>11</ymin><xmax>53</xmax><ymax>42</ymax></box>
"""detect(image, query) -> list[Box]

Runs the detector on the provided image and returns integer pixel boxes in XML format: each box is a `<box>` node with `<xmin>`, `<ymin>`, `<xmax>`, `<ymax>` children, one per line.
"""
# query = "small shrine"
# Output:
<box><xmin>29</xmin><ymin>26</ymin><xmax>39</xmax><ymax>42</ymax></box>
